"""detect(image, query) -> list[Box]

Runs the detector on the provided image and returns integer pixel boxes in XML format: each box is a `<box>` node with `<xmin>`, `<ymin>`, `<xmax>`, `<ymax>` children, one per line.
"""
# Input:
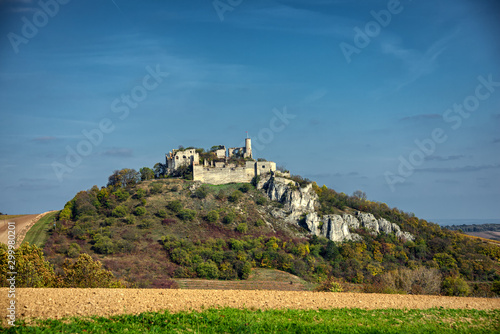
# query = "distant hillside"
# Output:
<box><xmin>444</xmin><ymin>224</ymin><xmax>500</xmax><ymax>233</ymax></box>
<box><xmin>31</xmin><ymin>168</ymin><xmax>500</xmax><ymax>297</ymax></box>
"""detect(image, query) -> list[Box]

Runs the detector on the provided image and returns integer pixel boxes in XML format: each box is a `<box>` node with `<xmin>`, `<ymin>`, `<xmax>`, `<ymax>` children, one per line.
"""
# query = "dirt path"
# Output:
<box><xmin>1</xmin><ymin>288</ymin><xmax>499</xmax><ymax>325</ymax></box>
<box><xmin>0</xmin><ymin>211</ymin><xmax>56</xmax><ymax>247</ymax></box>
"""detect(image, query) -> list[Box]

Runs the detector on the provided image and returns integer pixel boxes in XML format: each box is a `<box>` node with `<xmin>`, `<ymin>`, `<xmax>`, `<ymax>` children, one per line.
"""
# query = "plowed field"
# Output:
<box><xmin>2</xmin><ymin>288</ymin><xmax>499</xmax><ymax>325</ymax></box>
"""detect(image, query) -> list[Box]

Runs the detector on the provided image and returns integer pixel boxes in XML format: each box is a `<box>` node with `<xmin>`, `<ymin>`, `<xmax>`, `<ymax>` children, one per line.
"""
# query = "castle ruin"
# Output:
<box><xmin>166</xmin><ymin>137</ymin><xmax>281</xmax><ymax>185</ymax></box>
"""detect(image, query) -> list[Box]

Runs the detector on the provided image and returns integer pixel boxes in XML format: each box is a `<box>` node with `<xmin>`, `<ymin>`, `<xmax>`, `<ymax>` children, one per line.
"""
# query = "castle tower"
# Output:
<box><xmin>244</xmin><ymin>137</ymin><xmax>252</xmax><ymax>158</ymax></box>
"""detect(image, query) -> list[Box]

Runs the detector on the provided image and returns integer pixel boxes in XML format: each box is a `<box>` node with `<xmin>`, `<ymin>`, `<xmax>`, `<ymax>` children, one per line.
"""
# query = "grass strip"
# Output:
<box><xmin>3</xmin><ymin>307</ymin><xmax>499</xmax><ymax>333</ymax></box>
<box><xmin>22</xmin><ymin>211</ymin><xmax>58</xmax><ymax>247</ymax></box>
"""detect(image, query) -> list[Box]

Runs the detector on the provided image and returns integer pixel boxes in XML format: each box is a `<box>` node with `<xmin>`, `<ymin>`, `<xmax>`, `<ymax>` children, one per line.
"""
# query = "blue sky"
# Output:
<box><xmin>0</xmin><ymin>0</ymin><xmax>499</xmax><ymax>222</ymax></box>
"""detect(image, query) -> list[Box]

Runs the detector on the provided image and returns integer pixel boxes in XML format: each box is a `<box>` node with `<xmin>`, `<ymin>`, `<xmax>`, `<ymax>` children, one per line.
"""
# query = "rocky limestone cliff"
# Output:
<box><xmin>257</xmin><ymin>175</ymin><xmax>317</xmax><ymax>221</ymax></box>
<box><xmin>258</xmin><ymin>174</ymin><xmax>415</xmax><ymax>243</ymax></box>
<box><xmin>304</xmin><ymin>211</ymin><xmax>415</xmax><ymax>242</ymax></box>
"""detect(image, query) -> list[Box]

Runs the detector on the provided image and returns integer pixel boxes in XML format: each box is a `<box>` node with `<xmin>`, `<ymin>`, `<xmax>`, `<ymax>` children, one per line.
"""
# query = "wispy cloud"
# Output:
<box><xmin>399</xmin><ymin>114</ymin><xmax>441</xmax><ymax>122</ymax></box>
<box><xmin>380</xmin><ymin>30</ymin><xmax>458</xmax><ymax>92</ymax></box>
<box><xmin>416</xmin><ymin>164</ymin><xmax>500</xmax><ymax>173</ymax></box>
<box><xmin>33</xmin><ymin>136</ymin><xmax>57</xmax><ymax>143</ymax></box>
<box><xmin>435</xmin><ymin>179</ymin><xmax>460</xmax><ymax>185</ymax></box>
<box><xmin>493</xmin><ymin>138</ymin><xmax>500</xmax><ymax>144</ymax></box>
<box><xmin>101</xmin><ymin>148</ymin><xmax>133</xmax><ymax>157</ymax></box>
<box><xmin>424</xmin><ymin>155</ymin><xmax>465</xmax><ymax>162</ymax></box>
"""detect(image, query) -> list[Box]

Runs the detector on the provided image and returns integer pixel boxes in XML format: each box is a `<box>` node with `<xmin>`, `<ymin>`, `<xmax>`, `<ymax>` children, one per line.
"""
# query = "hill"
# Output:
<box><xmin>2</xmin><ymin>167</ymin><xmax>500</xmax><ymax>297</ymax></box>
<box><xmin>25</xmin><ymin>168</ymin><xmax>498</xmax><ymax>297</ymax></box>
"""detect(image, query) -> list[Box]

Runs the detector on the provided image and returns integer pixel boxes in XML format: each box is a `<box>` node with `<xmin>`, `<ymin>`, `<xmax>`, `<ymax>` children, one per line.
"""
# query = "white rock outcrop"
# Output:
<box><xmin>305</xmin><ymin>211</ymin><xmax>415</xmax><ymax>242</ymax></box>
<box><xmin>258</xmin><ymin>174</ymin><xmax>415</xmax><ymax>243</ymax></box>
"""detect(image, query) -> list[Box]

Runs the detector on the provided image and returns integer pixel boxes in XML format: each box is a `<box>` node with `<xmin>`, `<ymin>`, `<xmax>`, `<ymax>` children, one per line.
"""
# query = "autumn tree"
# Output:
<box><xmin>62</xmin><ymin>253</ymin><xmax>123</xmax><ymax>288</ymax></box>
<box><xmin>0</xmin><ymin>243</ymin><xmax>56</xmax><ymax>287</ymax></box>
<box><xmin>107</xmin><ymin>169</ymin><xmax>140</xmax><ymax>189</ymax></box>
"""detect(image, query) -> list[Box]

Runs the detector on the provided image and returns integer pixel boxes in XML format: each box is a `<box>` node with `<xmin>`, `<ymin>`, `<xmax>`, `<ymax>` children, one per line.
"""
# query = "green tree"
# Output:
<box><xmin>196</xmin><ymin>260</ymin><xmax>220</xmax><ymax>279</ymax></box>
<box><xmin>442</xmin><ymin>276</ymin><xmax>470</xmax><ymax>296</ymax></box>
<box><xmin>59</xmin><ymin>207</ymin><xmax>72</xmax><ymax>221</ymax></box>
<box><xmin>107</xmin><ymin>169</ymin><xmax>140</xmax><ymax>188</ymax></box>
<box><xmin>140</xmin><ymin>167</ymin><xmax>155</xmax><ymax>181</ymax></box>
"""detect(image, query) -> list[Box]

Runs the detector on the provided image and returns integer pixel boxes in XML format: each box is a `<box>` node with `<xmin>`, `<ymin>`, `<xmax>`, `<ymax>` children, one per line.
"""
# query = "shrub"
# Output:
<box><xmin>206</xmin><ymin>210</ymin><xmax>219</xmax><ymax>223</ymax></box>
<box><xmin>196</xmin><ymin>260</ymin><xmax>220</xmax><ymax>279</ymax></box>
<box><xmin>315</xmin><ymin>277</ymin><xmax>344</xmax><ymax>292</ymax></box>
<box><xmin>92</xmin><ymin>236</ymin><xmax>117</xmax><ymax>255</ymax></box>
<box><xmin>228</xmin><ymin>190</ymin><xmax>242</xmax><ymax>203</ymax></box>
<box><xmin>62</xmin><ymin>253</ymin><xmax>124</xmax><ymax>288</ymax></box>
<box><xmin>162</xmin><ymin>218</ymin><xmax>177</xmax><ymax>225</ymax></box>
<box><xmin>255</xmin><ymin>219</ymin><xmax>265</xmax><ymax>227</ymax></box>
<box><xmin>223</xmin><ymin>212</ymin><xmax>236</xmax><ymax>224</ymax></box>
<box><xmin>149</xmin><ymin>182</ymin><xmax>163</xmax><ymax>195</ymax></box>
<box><xmin>492</xmin><ymin>280</ymin><xmax>500</xmax><ymax>295</ymax></box>
<box><xmin>59</xmin><ymin>207</ymin><xmax>72</xmax><ymax>221</ymax></box>
<box><xmin>113</xmin><ymin>189</ymin><xmax>129</xmax><ymax>202</ymax></box>
<box><xmin>1</xmin><ymin>243</ymin><xmax>56</xmax><ymax>287</ymax></box>
<box><xmin>251</xmin><ymin>175</ymin><xmax>260</xmax><ymax>187</ymax></box>
<box><xmin>167</xmin><ymin>200</ymin><xmax>183</xmax><ymax>213</ymax></box>
<box><xmin>256</xmin><ymin>197</ymin><xmax>267</xmax><ymax>205</ymax></box>
<box><xmin>194</xmin><ymin>185</ymin><xmax>209</xmax><ymax>199</ymax></box>
<box><xmin>67</xmin><ymin>243</ymin><xmax>81</xmax><ymax>258</ymax></box>
<box><xmin>379</xmin><ymin>267</ymin><xmax>442</xmax><ymax>295</ymax></box>
<box><xmin>236</xmin><ymin>223</ymin><xmax>248</xmax><ymax>234</ymax></box>
<box><xmin>135</xmin><ymin>188</ymin><xmax>146</xmax><ymax>199</ymax></box>
<box><xmin>101</xmin><ymin>218</ymin><xmax>115</xmax><ymax>227</ymax></box>
<box><xmin>215</xmin><ymin>190</ymin><xmax>227</xmax><ymax>201</ymax></box>
<box><xmin>157</xmin><ymin>209</ymin><xmax>167</xmax><ymax>218</ymax></box>
<box><xmin>69</xmin><ymin>225</ymin><xmax>86</xmax><ymax>240</ymax></box>
<box><xmin>236</xmin><ymin>261</ymin><xmax>252</xmax><ymax>279</ymax></box>
<box><xmin>239</xmin><ymin>183</ymin><xmax>252</xmax><ymax>193</ymax></box>
<box><xmin>178</xmin><ymin>209</ymin><xmax>196</xmax><ymax>221</ymax></box>
<box><xmin>124</xmin><ymin>215</ymin><xmax>135</xmax><ymax>225</ymax></box>
<box><xmin>134</xmin><ymin>206</ymin><xmax>147</xmax><ymax>216</ymax></box>
<box><xmin>442</xmin><ymin>276</ymin><xmax>470</xmax><ymax>296</ymax></box>
<box><xmin>138</xmin><ymin>219</ymin><xmax>153</xmax><ymax>229</ymax></box>
<box><xmin>112</xmin><ymin>205</ymin><xmax>127</xmax><ymax>218</ymax></box>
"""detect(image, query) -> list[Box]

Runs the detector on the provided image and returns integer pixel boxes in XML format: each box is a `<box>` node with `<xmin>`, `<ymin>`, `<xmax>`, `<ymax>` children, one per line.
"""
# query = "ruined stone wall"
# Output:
<box><xmin>193</xmin><ymin>165</ymin><xmax>255</xmax><ymax>185</ymax></box>
<box><xmin>166</xmin><ymin>149</ymin><xmax>199</xmax><ymax>170</ymax></box>
<box><xmin>255</xmin><ymin>161</ymin><xmax>276</xmax><ymax>176</ymax></box>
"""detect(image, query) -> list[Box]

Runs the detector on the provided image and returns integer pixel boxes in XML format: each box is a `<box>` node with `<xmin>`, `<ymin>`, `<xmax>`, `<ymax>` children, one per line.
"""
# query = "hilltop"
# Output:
<box><xmin>21</xmin><ymin>166</ymin><xmax>497</xmax><ymax>297</ymax></box>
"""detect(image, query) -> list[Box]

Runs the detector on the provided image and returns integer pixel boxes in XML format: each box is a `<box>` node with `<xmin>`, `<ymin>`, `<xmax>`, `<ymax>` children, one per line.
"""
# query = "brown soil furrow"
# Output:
<box><xmin>1</xmin><ymin>288</ymin><xmax>499</xmax><ymax>325</ymax></box>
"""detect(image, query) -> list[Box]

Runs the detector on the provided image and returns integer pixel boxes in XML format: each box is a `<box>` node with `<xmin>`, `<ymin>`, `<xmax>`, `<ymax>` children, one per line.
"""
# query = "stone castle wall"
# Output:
<box><xmin>193</xmin><ymin>165</ymin><xmax>255</xmax><ymax>184</ymax></box>
<box><xmin>193</xmin><ymin>161</ymin><xmax>276</xmax><ymax>185</ymax></box>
